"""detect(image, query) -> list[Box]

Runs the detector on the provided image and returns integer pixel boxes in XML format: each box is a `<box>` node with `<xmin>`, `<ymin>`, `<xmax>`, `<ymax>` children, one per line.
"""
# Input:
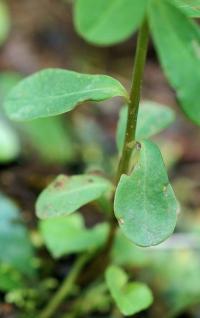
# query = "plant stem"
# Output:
<box><xmin>93</xmin><ymin>18</ymin><xmax>149</xmax><ymax>279</ymax></box>
<box><xmin>82</xmin><ymin>19</ymin><xmax>150</xmax><ymax>284</ymax></box>
<box><xmin>39</xmin><ymin>253</ymin><xmax>90</xmax><ymax>318</ymax></box>
<box><xmin>116</xmin><ymin>18</ymin><xmax>149</xmax><ymax>183</ymax></box>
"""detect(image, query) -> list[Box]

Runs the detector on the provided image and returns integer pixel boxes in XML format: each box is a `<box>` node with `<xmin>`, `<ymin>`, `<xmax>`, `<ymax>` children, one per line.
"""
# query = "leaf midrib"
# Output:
<box><xmin>9</xmin><ymin>86</ymin><xmax>123</xmax><ymax>103</ymax></box>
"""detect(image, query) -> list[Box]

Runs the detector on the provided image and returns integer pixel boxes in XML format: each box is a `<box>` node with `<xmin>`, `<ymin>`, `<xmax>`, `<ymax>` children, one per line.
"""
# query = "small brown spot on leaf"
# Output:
<box><xmin>119</xmin><ymin>218</ymin><xmax>124</xmax><ymax>225</ymax></box>
<box><xmin>53</xmin><ymin>176</ymin><xmax>68</xmax><ymax>189</ymax></box>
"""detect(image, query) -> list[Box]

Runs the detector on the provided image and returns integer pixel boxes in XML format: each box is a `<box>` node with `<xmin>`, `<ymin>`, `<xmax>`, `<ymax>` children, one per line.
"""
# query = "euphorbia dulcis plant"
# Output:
<box><xmin>4</xmin><ymin>0</ymin><xmax>200</xmax><ymax>317</ymax></box>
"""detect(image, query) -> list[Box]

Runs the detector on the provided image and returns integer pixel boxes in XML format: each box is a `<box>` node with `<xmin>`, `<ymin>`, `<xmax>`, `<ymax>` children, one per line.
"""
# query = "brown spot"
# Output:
<box><xmin>53</xmin><ymin>176</ymin><xmax>68</xmax><ymax>189</ymax></box>
<box><xmin>54</xmin><ymin>180</ymin><xmax>64</xmax><ymax>188</ymax></box>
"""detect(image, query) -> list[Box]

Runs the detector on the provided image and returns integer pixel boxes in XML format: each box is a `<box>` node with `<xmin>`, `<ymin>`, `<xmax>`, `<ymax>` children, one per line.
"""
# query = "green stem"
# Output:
<box><xmin>116</xmin><ymin>18</ymin><xmax>149</xmax><ymax>183</ymax></box>
<box><xmin>83</xmin><ymin>18</ymin><xmax>150</xmax><ymax>284</ymax></box>
<box><xmin>39</xmin><ymin>253</ymin><xmax>90</xmax><ymax>318</ymax></box>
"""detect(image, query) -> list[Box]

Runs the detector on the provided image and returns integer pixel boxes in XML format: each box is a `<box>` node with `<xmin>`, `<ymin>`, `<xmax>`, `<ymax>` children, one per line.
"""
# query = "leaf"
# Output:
<box><xmin>74</xmin><ymin>0</ymin><xmax>148</xmax><ymax>45</ymax></box>
<box><xmin>40</xmin><ymin>213</ymin><xmax>109</xmax><ymax>258</ymax></box>
<box><xmin>149</xmin><ymin>0</ymin><xmax>200</xmax><ymax>125</ymax></box>
<box><xmin>105</xmin><ymin>265</ymin><xmax>153</xmax><ymax>316</ymax></box>
<box><xmin>0</xmin><ymin>72</ymin><xmax>74</xmax><ymax>163</ymax></box>
<box><xmin>36</xmin><ymin>174</ymin><xmax>113</xmax><ymax>219</ymax></box>
<box><xmin>114</xmin><ymin>140</ymin><xmax>178</xmax><ymax>247</ymax></box>
<box><xmin>170</xmin><ymin>0</ymin><xmax>200</xmax><ymax>17</ymax></box>
<box><xmin>116</xmin><ymin>101</ymin><xmax>175</xmax><ymax>151</ymax></box>
<box><xmin>0</xmin><ymin>193</ymin><xmax>35</xmax><ymax>276</ymax></box>
<box><xmin>21</xmin><ymin>116</ymin><xmax>75</xmax><ymax>164</ymax></box>
<box><xmin>4</xmin><ymin>68</ymin><xmax>128</xmax><ymax>121</ymax></box>
<box><xmin>0</xmin><ymin>1</ymin><xmax>10</xmax><ymax>45</ymax></box>
<box><xmin>0</xmin><ymin>118</ymin><xmax>20</xmax><ymax>163</ymax></box>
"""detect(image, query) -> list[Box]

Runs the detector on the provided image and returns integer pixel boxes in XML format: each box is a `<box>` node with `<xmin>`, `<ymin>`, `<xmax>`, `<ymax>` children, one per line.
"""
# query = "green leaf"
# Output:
<box><xmin>0</xmin><ymin>118</ymin><xmax>20</xmax><ymax>163</ymax></box>
<box><xmin>170</xmin><ymin>0</ymin><xmax>200</xmax><ymax>17</ymax></box>
<box><xmin>0</xmin><ymin>1</ymin><xmax>10</xmax><ymax>45</ymax></box>
<box><xmin>36</xmin><ymin>174</ymin><xmax>113</xmax><ymax>219</ymax></box>
<box><xmin>4</xmin><ymin>68</ymin><xmax>128</xmax><ymax>121</ymax></box>
<box><xmin>114</xmin><ymin>140</ymin><xmax>178</xmax><ymax>247</ymax></box>
<box><xmin>40</xmin><ymin>213</ymin><xmax>109</xmax><ymax>258</ymax></box>
<box><xmin>149</xmin><ymin>0</ymin><xmax>200</xmax><ymax>125</ymax></box>
<box><xmin>0</xmin><ymin>193</ymin><xmax>35</xmax><ymax>276</ymax></box>
<box><xmin>74</xmin><ymin>0</ymin><xmax>148</xmax><ymax>45</ymax></box>
<box><xmin>116</xmin><ymin>101</ymin><xmax>175</xmax><ymax>151</ymax></box>
<box><xmin>0</xmin><ymin>72</ymin><xmax>74</xmax><ymax>164</ymax></box>
<box><xmin>105</xmin><ymin>265</ymin><xmax>153</xmax><ymax>316</ymax></box>
<box><xmin>21</xmin><ymin>116</ymin><xmax>75</xmax><ymax>164</ymax></box>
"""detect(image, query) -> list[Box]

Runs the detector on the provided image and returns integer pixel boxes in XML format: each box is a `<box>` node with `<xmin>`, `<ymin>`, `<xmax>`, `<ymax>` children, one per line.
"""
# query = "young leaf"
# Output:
<box><xmin>114</xmin><ymin>140</ymin><xmax>178</xmax><ymax>247</ymax></box>
<box><xmin>170</xmin><ymin>0</ymin><xmax>200</xmax><ymax>17</ymax></box>
<box><xmin>0</xmin><ymin>1</ymin><xmax>10</xmax><ymax>45</ymax></box>
<box><xmin>40</xmin><ymin>213</ymin><xmax>109</xmax><ymax>258</ymax></box>
<box><xmin>36</xmin><ymin>174</ymin><xmax>113</xmax><ymax>219</ymax></box>
<box><xmin>4</xmin><ymin>69</ymin><xmax>128</xmax><ymax>121</ymax></box>
<box><xmin>0</xmin><ymin>193</ymin><xmax>35</xmax><ymax>276</ymax></box>
<box><xmin>116</xmin><ymin>101</ymin><xmax>175</xmax><ymax>151</ymax></box>
<box><xmin>74</xmin><ymin>0</ymin><xmax>148</xmax><ymax>45</ymax></box>
<box><xmin>105</xmin><ymin>265</ymin><xmax>153</xmax><ymax>316</ymax></box>
<box><xmin>149</xmin><ymin>0</ymin><xmax>200</xmax><ymax>125</ymax></box>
